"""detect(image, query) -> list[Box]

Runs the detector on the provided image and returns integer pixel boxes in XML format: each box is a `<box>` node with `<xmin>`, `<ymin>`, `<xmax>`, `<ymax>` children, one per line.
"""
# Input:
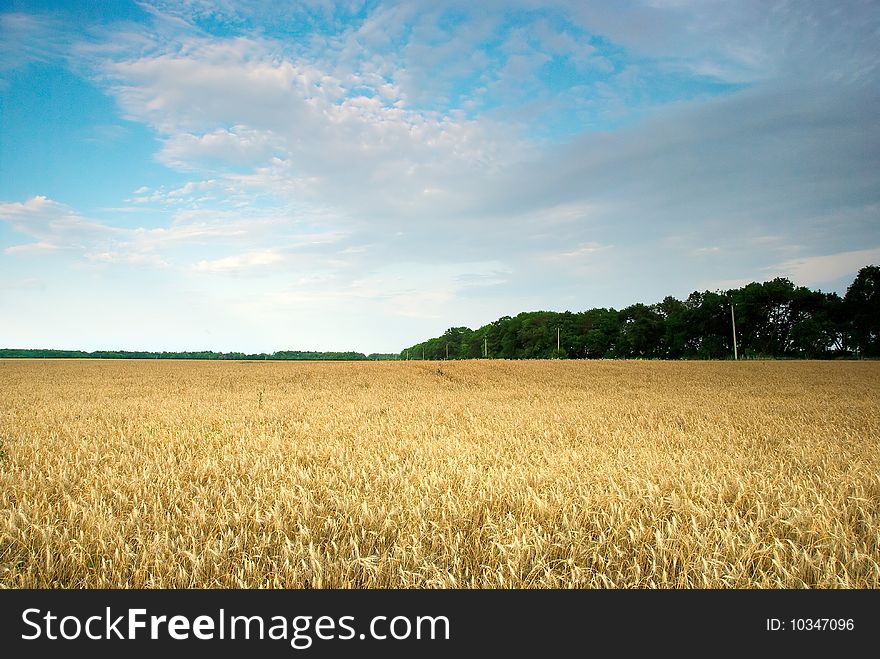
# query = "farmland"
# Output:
<box><xmin>1</xmin><ymin>359</ymin><xmax>878</xmax><ymax>588</ymax></box>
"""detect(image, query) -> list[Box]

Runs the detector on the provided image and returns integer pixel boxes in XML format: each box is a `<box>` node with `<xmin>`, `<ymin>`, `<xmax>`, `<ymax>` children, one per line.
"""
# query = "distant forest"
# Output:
<box><xmin>401</xmin><ymin>265</ymin><xmax>880</xmax><ymax>361</ymax></box>
<box><xmin>0</xmin><ymin>349</ymin><xmax>399</xmax><ymax>361</ymax></box>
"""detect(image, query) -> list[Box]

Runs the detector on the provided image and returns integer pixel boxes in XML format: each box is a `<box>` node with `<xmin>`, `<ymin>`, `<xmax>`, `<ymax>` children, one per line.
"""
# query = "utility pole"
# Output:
<box><xmin>731</xmin><ymin>302</ymin><xmax>738</xmax><ymax>360</ymax></box>
<box><xmin>445</xmin><ymin>342</ymin><xmax>449</xmax><ymax>360</ymax></box>
<box><xmin>422</xmin><ymin>347</ymin><xmax>425</xmax><ymax>360</ymax></box>
<box><xmin>483</xmin><ymin>337</ymin><xmax>487</xmax><ymax>358</ymax></box>
<box><xmin>557</xmin><ymin>326</ymin><xmax>560</xmax><ymax>352</ymax></box>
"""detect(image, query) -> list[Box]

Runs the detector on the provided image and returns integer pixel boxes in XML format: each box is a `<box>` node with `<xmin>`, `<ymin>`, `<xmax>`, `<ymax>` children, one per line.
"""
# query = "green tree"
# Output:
<box><xmin>654</xmin><ymin>296</ymin><xmax>688</xmax><ymax>358</ymax></box>
<box><xmin>844</xmin><ymin>265</ymin><xmax>880</xmax><ymax>357</ymax></box>
<box><xmin>618</xmin><ymin>303</ymin><xmax>664</xmax><ymax>358</ymax></box>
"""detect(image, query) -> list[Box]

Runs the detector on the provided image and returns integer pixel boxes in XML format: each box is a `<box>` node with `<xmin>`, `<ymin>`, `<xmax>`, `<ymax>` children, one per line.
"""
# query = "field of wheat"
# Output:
<box><xmin>1</xmin><ymin>358</ymin><xmax>878</xmax><ymax>588</ymax></box>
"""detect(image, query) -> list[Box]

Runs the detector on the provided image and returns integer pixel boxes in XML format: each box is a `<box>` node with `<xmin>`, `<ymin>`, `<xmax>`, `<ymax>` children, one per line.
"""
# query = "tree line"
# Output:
<box><xmin>400</xmin><ymin>265</ymin><xmax>880</xmax><ymax>361</ymax></box>
<box><xmin>0</xmin><ymin>349</ymin><xmax>400</xmax><ymax>361</ymax></box>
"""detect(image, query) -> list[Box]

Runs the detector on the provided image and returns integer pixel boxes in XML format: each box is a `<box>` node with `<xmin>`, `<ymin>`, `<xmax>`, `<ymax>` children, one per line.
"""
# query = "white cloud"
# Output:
<box><xmin>0</xmin><ymin>277</ymin><xmax>46</xmax><ymax>291</ymax></box>
<box><xmin>192</xmin><ymin>249</ymin><xmax>284</xmax><ymax>273</ymax></box>
<box><xmin>0</xmin><ymin>196</ymin><xmax>118</xmax><ymax>248</ymax></box>
<box><xmin>0</xmin><ymin>12</ymin><xmax>71</xmax><ymax>72</ymax></box>
<box><xmin>4</xmin><ymin>241</ymin><xmax>62</xmax><ymax>255</ymax></box>
<box><xmin>88</xmin><ymin>3</ymin><xmax>879</xmax><ymax>267</ymax></box>
<box><xmin>562</xmin><ymin>0</ymin><xmax>880</xmax><ymax>85</ymax></box>
<box><xmin>85</xmin><ymin>250</ymin><xmax>169</xmax><ymax>268</ymax></box>
<box><xmin>555</xmin><ymin>242</ymin><xmax>610</xmax><ymax>260</ymax></box>
<box><xmin>99</xmin><ymin>29</ymin><xmax>534</xmax><ymax>228</ymax></box>
<box><xmin>264</xmin><ymin>259</ymin><xmax>512</xmax><ymax>321</ymax></box>
<box><xmin>159</xmin><ymin>126</ymin><xmax>281</xmax><ymax>169</ymax></box>
<box><xmin>766</xmin><ymin>248</ymin><xmax>880</xmax><ymax>287</ymax></box>
<box><xmin>0</xmin><ymin>194</ymin><xmax>347</xmax><ymax>276</ymax></box>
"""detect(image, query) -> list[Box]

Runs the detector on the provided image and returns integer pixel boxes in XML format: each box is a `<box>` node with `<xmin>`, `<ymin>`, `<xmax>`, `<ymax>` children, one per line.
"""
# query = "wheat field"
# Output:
<box><xmin>1</xmin><ymin>358</ymin><xmax>878</xmax><ymax>588</ymax></box>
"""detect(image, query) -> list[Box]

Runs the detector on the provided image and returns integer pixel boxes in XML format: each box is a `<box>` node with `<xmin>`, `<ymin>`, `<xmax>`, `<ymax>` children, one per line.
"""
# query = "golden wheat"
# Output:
<box><xmin>1</xmin><ymin>359</ymin><xmax>878</xmax><ymax>588</ymax></box>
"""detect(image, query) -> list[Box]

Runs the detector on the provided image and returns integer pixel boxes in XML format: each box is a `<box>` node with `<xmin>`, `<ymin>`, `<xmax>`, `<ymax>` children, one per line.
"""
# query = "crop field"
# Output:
<box><xmin>1</xmin><ymin>359</ymin><xmax>878</xmax><ymax>588</ymax></box>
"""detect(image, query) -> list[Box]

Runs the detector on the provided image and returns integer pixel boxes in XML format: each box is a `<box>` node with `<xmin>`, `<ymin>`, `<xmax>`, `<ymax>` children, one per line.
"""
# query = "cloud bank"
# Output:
<box><xmin>1</xmin><ymin>1</ymin><xmax>877</xmax><ymax>351</ymax></box>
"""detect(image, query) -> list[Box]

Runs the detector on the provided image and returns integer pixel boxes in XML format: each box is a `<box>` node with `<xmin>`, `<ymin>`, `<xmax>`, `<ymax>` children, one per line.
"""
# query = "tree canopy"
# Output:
<box><xmin>400</xmin><ymin>266</ymin><xmax>879</xmax><ymax>360</ymax></box>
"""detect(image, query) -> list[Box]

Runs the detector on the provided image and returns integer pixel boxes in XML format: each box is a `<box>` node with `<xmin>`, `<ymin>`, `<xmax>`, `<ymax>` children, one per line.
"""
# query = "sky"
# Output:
<box><xmin>1</xmin><ymin>0</ymin><xmax>878</xmax><ymax>354</ymax></box>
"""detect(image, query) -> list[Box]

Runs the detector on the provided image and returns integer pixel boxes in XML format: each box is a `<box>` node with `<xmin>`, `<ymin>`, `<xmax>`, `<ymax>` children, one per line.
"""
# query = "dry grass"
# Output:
<box><xmin>1</xmin><ymin>359</ymin><xmax>878</xmax><ymax>588</ymax></box>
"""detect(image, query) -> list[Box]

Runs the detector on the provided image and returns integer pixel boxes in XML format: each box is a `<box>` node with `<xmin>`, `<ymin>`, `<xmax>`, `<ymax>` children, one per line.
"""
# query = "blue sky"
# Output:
<box><xmin>1</xmin><ymin>0</ymin><xmax>878</xmax><ymax>353</ymax></box>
